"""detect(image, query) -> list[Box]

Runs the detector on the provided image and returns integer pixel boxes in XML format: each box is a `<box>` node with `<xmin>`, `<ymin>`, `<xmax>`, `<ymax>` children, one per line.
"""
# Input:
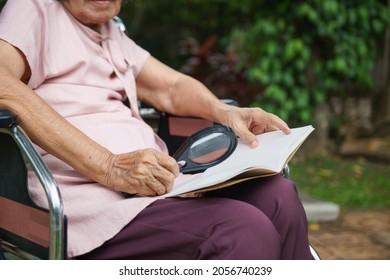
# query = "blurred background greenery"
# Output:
<box><xmin>0</xmin><ymin>0</ymin><xmax>389</xmax><ymax>208</ymax></box>
<box><xmin>120</xmin><ymin>0</ymin><xmax>389</xmax><ymax>123</ymax></box>
<box><xmin>122</xmin><ymin>0</ymin><xmax>390</xmax><ymax>209</ymax></box>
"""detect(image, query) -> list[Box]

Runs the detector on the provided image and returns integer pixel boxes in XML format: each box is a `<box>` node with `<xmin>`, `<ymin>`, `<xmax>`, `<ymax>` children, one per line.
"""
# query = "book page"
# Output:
<box><xmin>163</xmin><ymin>125</ymin><xmax>314</xmax><ymax>197</ymax></box>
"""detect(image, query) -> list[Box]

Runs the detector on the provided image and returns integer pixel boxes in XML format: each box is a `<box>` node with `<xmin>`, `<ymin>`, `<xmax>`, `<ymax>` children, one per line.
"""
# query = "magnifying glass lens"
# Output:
<box><xmin>173</xmin><ymin>125</ymin><xmax>237</xmax><ymax>174</ymax></box>
<box><xmin>188</xmin><ymin>132</ymin><xmax>231</xmax><ymax>164</ymax></box>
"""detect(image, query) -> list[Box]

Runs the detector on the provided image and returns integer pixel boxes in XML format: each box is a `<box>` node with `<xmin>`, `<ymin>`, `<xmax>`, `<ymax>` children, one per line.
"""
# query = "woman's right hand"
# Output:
<box><xmin>104</xmin><ymin>148</ymin><xmax>179</xmax><ymax>196</ymax></box>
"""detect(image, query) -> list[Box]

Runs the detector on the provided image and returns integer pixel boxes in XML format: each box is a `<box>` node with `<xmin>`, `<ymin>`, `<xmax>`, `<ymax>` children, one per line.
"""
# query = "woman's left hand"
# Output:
<box><xmin>219</xmin><ymin>106</ymin><xmax>292</xmax><ymax>148</ymax></box>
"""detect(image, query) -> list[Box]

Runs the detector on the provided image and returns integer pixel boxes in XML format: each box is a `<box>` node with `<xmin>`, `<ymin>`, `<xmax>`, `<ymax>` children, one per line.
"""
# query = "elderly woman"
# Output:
<box><xmin>0</xmin><ymin>0</ymin><xmax>313</xmax><ymax>259</ymax></box>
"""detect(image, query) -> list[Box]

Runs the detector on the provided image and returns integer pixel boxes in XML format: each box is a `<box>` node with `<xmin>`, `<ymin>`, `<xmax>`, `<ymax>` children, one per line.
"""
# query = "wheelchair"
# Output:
<box><xmin>0</xmin><ymin>107</ymin><xmax>320</xmax><ymax>260</ymax></box>
<box><xmin>0</xmin><ymin>15</ymin><xmax>319</xmax><ymax>260</ymax></box>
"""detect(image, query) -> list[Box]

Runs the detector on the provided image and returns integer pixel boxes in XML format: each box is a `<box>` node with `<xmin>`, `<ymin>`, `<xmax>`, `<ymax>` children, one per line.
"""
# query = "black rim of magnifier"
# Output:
<box><xmin>172</xmin><ymin>125</ymin><xmax>237</xmax><ymax>174</ymax></box>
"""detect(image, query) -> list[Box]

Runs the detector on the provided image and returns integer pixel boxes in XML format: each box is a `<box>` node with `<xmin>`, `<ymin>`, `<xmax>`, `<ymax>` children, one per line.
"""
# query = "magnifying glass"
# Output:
<box><xmin>173</xmin><ymin>125</ymin><xmax>237</xmax><ymax>174</ymax></box>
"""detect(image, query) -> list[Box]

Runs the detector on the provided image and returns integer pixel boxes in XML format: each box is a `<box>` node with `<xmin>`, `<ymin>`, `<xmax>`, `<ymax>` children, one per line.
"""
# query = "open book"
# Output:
<box><xmin>162</xmin><ymin>125</ymin><xmax>315</xmax><ymax>197</ymax></box>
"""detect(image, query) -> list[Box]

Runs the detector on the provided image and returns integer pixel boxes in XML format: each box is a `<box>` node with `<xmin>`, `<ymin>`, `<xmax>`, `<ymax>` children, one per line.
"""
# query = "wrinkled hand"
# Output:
<box><xmin>220</xmin><ymin>106</ymin><xmax>291</xmax><ymax>148</ymax></box>
<box><xmin>104</xmin><ymin>149</ymin><xmax>179</xmax><ymax>196</ymax></box>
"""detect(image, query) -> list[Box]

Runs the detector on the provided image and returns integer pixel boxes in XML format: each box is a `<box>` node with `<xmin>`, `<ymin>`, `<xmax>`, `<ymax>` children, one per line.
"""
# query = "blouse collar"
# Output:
<box><xmin>61</xmin><ymin>3</ymin><xmax>111</xmax><ymax>43</ymax></box>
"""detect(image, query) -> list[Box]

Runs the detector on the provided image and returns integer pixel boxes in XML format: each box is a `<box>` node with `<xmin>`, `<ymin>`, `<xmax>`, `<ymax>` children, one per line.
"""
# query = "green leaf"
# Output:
<box><xmin>264</xmin><ymin>84</ymin><xmax>286</xmax><ymax>103</ymax></box>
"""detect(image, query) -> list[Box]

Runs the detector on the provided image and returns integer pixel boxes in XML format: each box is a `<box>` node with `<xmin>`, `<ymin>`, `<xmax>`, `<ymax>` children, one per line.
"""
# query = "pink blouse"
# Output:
<box><xmin>0</xmin><ymin>0</ymin><xmax>168</xmax><ymax>257</ymax></box>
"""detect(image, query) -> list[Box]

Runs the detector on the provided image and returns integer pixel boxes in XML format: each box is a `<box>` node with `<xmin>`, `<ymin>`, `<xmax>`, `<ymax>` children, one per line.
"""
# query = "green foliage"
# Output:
<box><xmin>125</xmin><ymin>0</ymin><xmax>390</xmax><ymax>125</ymax></box>
<box><xmin>290</xmin><ymin>155</ymin><xmax>390</xmax><ymax>209</ymax></box>
<box><xmin>121</xmin><ymin>0</ymin><xmax>256</xmax><ymax>67</ymax></box>
<box><xmin>227</xmin><ymin>0</ymin><xmax>390</xmax><ymax>124</ymax></box>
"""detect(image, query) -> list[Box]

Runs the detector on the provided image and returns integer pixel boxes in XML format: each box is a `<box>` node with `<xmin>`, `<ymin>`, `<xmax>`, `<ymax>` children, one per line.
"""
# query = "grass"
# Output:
<box><xmin>289</xmin><ymin>154</ymin><xmax>390</xmax><ymax>209</ymax></box>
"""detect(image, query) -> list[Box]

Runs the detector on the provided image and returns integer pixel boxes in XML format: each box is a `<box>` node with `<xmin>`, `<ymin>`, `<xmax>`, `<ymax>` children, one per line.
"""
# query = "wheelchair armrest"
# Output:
<box><xmin>0</xmin><ymin>109</ymin><xmax>17</xmax><ymax>129</ymax></box>
<box><xmin>0</xmin><ymin>109</ymin><xmax>66</xmax><ymax>259</ymax></box>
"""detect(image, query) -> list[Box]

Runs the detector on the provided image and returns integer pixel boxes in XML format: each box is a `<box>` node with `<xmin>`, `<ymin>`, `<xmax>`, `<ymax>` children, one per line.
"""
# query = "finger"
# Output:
<box><xmin>233</xmin><ymin>123</ymin><xmax>258</xmax><ymax>148</ymax></box>
<box><xmin>127</xmin><ymin>163</ymin><xmax>161</xmax><ymax>196</ymax></box>
<box><xmin>250</xmin><ymin>124</ymin><xmax>267</xmax><ymax>135</ymax></box>
<box><xmin>268</xmin><ymin>113</ymin><xmax>291</xmax><ymax>134</ymax></box>
<box><xmin>137</xmin><ymin>182</ymin><xmax>158</xmax><ymax>196</ymax></box>
<box><xmin>130</xmin><ymin>174</ymin><xmax>158</xmax><ymax>196</ymax></box>
<box><xmin>156</xmin><ymin>153</ymin><xmax>180</xmax><ymax>177</ymax></box>
<box><xmin>153</xmin><ymin>167</ymin><xmax>176</xmax><ymax>193</ymax></box>
<box><xmin>145</xmin><ymin>174</ymin><xmax>167</xmax><ymax>196</ymax></box>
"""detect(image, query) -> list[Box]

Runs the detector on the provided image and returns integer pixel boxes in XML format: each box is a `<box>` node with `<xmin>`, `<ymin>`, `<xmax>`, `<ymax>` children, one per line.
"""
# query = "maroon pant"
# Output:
<box><xmin>77</xmin><ymin>175</ymin><xmax>314</xmax><ymax>260</ymax></box>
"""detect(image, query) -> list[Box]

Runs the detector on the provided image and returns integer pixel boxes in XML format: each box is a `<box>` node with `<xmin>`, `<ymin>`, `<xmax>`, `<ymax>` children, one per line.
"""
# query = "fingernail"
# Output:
<box><xmin>250</xmin><ymin>140</ymin><xmax>258</xmax><ymax>148</ymax></box>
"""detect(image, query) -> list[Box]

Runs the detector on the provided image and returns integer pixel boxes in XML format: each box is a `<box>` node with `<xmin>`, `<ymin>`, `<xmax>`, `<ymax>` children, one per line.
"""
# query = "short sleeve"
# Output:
<box><xmin>123</xmin><ymin>35</ymin><xmax>150</xmax><ymax>77</ymax></box>
<box><xmin>0</xmin><ymin>0</ymin><xmax>53</xmax><ymax>88</ymax></box>
<box><xmin>107</xmin><ymin>20</ymin><xmax>150</xmax><ymax>77</ymax></box>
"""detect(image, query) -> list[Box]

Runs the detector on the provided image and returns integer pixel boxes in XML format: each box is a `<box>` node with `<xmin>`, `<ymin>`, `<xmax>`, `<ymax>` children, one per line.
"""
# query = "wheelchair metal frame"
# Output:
<box><xmin>0</xmin><ymin>111</ymin><xmax>65</xmax><ymax>260</ymax></box>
